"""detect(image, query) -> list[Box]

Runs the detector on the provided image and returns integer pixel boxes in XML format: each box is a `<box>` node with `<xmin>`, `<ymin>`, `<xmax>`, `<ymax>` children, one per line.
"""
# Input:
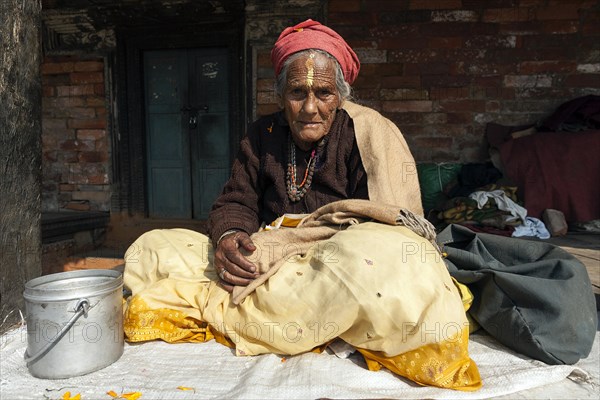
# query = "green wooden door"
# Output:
<box><xmin>144</xmin><ymin>48</ymin><xmax>230</xmax><ymax>219</ymax></box>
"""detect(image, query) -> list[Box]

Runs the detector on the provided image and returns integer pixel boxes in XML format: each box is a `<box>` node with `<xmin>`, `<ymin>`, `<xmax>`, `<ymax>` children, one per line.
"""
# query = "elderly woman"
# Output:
<box><xmin>123</xmin><ymin>20</ymin><xmax>481</xmax><ymax>391</ymax></box>
<box><xmin>209</xmin><ymin>20</ymin><xmax>421</xmax><ymax>291</ymax></box>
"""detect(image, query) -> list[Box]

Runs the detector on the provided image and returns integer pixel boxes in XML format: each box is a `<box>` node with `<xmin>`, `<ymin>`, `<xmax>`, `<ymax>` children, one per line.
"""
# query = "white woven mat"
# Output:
<box><xmin>1</xmin><ymin>327</ymin><xmax>598</xmax><ymax>399</ymax></box>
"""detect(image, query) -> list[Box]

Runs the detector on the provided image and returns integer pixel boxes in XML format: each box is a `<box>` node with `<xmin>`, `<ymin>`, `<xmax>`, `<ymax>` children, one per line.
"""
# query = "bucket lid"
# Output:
<box><xmin>23</xmin><ymin>269</ymin><xmax>123</xmax><ymax>302</ymax></box>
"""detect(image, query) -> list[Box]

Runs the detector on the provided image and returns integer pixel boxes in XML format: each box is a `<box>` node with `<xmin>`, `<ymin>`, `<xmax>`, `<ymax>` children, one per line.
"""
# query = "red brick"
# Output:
<box><xmin>535</xmin><ymin>5</ymin><xmax>580</xmax><ymax>20</ymax></box>
<box><xmin>69</xmin><ymin>107</ymin><xmax>97</xmax><ymax>119</ymax></box>
<box><xmin>42</xmin><ymin>118</ymin><xmax>67</xmax><ymax>132</ymax></box>
<box><xmin>582</xmin><ymin>21</ymin><xmax>600</xmax><ymax>35</ymax></box>
<box><xmin>329</xmin><ymin>0</ymin><xmax>361</xmax><ymax>12</ymax></box>
<box><xmin>381</xmin><ymin>75</ymin><xmax>421</xmax><ymax>88</ymax></box>
<box><xmin>389</xmin><ymin>49</ymin><xmax>440</xmax><ymax>63</ymax></box>
<box><xmin>43</xmin><ymin>150</ymin><xmax>58</xmax><ymax>162</ymax></box>
<box><xmin>43</xmin><ymin>85</ymin><xmax>55</xmax><ymax>97</ymax></box>
<box><xmin>41</xmin><ymin>62</ymin><xmax>74</xmax><ymax>75</ymax></box>
<box><xmin>56</xmin><ymin>85</ymin><xmax>95</xmax><ymax>97</ymax></box>
<box><xmin>423</xmin><ymin>113</ymin><xmax>448</xmax><ymax>124</ymax></box>
<box><xmin>81</xmin><ymin>163</ymin><xmax>107</xmax><ymax>177</ymax></box>
<box><xmin>405</xmin><ymin>62</ymin><xmax>452</xmax><ymax>75</ymax></box>
<box><xmin>415</xmin><ymin>137</ymin><xmax>454</xmax><ymax>148</ymax></box>
<box><xmin>256</xmin><ymin>79</ymin><xmax>275</xmax><ymax>91</ymax></box>
<box><xmin>471</xmin><ymin>22</ymin><xmax>501</xmax><ymax>35</ymax></box>
<box><xmin>418</xmin><ymin>22</ymin><xmax>472</xmax><ymax>37</ymax></box>
<box><xmin>462</xmin><ymin>0</ymin><xmax>522</xmax><ymax>7</ymax></box>
<box><xmin>356</xmin><ymin>48</ymin><xmax>388</xmax><ymax>63</ymax></box>
<box><xmin>60</xmin><ymin>139</ymin><xmax>94</xmax><ymax>151</ymax></box>
<box><xmin>409</xmin><ymin>0</ymin><xmax>461</xmax><ymax>10</ymax></box>
<box><xmin>519</xmin><ymin>61</ymin><xmax>577</xmax><ymax>74</ymax></box>
<box><xmin>486</xmin><ymin>101</ymin><xmax>502</xmax><ymax>112</ymax></box>
<box><xmin>41</xmin><ymin>74</ymin><xmax>71</xmax><ymax>86</ymax></box>
<box><xmin>257</xmin><ymin>91</ymin><xmax>276</xmax><ymax>104</ymax></box>
<box><xmin>43</xmin><ymin>96</ymin><xmax>86</xmax><ymax>108</ymax></box>
<box><xmin>430</xmin><ymin>87</ymin><xmax>470</xmax><ymax>100</ymax></box>
<box><xmin>431</xmin><ymin>10</ymin><xmax>478</xmax><ymax>22</ymax></box>
<box><xmin>94</xmin><ymin>84</ymin><xmax>105</xmax><ymax>95</ymax></box>
<box><xmin>446</xmin><ymin>113</ymin><xmax>472</xmax><ymax>124</ymax></box>
<box><xmin>520</xmin><ymin>0</ymin><xmax>544</xmax><ymax>6</ymax></box>
<box><xmin>376</xmin><ymin>63</ymin><xmax>405</xmax><ymax>76</ymax></box>
<box><xmin>60</xmin><ymin>151</ymin><xmax>79</xmax><ymax>163</ymax></box>
<box><xmin>428</xmin><ymin>37</ymin><xmax>463</xmax><ymax>48</ymax></box>
<box><xmin>67</xmin><ymin>118</ymin><xmax>107</xmax><ymax>129</ymax></box>
<box><xmin>328</xmin><ymin>12</ymin><xmax>376</xmax><ymax>26</ymax></box>
<box><xmin>420</xmin><ymin>74</ymin><xmax>472</xmax><ymax>87</ymax></box>
<box><xmin>363</xmin><ymin>0</ymin><xmax>409</xmax><ymax>12</ymax></box>
<box><xmin>369</xmin><ymin>25</ymin><xmax>420</xmax><ymax>39</ymax></box>
<box><xmin>88</xmin><ymin>174</ymin><xmax>109</xmax><ymax>184</ymax></box>
<box><xmin>438</xmin><ymin>100</ymin><xmax>486</xmax><ymax>112</ymax></box>
<box><xmin>76</xmin><ymin>129</ymin><xmax>106</xmax><ymax>141</ymax></box>
<box><xmin>564</xmin><ymin>74</ymin><xmax>600</xmax><ymax>87</ymax></box>
<box><xmin>503</xmin><ymin>74</ymin><xmax>552</xmax><ymax>87</ymax></box>
<box><xmin>85</xmin><ymin>97</ymin><xmax>105</xmax><ymax>107</ymax></box>
<box><xmin>73</xmin><ymin>61</ymin><xmax>103</xmax><ymax>72</ymax></box>
<box><xmin>465</xmin><ymin>35</ymin><xmax>517</xmax><ymax>49</ymax></box>
<box><xmin>379</xmin><ymin>36</ymin><xmax>429</xmax><ymax>49</ymax></box>
<box><xmin>78</xmin><ymin>151</ymin><xmax>108</xmax><ymax>163</ymax></box>
<box><xmin>382</xmin><ymin>100</ymin><xmax>433</xmax><ymax>112</ymax></box>
<box><xmin>493</xmin><ymin>47</ymin><xmax>576</xmax><ymax>61</ymax></box>
<box><xmin>483</xmin><ymin>8</ymin><xmax>532</xmax><ymax>23</ymax></box>
<box><xmin>540</xmin><ymin>21</ymin><xmax>579</xmax><ymax>34</ymax></box>
<box><xmin>95</xmin><ymin>138</ymin><xmax>108</xmax><ymax>152</ymax></box>
<box><xmin>421</xmin><ymin>124</ymin><xmax>472</xmax><ymax>136</ymax></box>
<box><xmin>59</xmin><ymin>184</ymin><xmax>76</xmax><ymax>191</ymax></box>
<box><xmin>523</xmin><ymin>34</ymin><xmax>579</xmax><ymax>49</ymax></box>
<box><xmin>380</xmin><ymin>88</ymin><xmax>429</xmax><ymax>100</ymax></box>
<box><xmin>70</xmin><ymin>72</ymin><xmax>104</xmax><ymax>84</ymax></box>
<box><xmin>257</xmin><ymin>51</ymin><xmax>271</xmax><ymax>67</ymax></box>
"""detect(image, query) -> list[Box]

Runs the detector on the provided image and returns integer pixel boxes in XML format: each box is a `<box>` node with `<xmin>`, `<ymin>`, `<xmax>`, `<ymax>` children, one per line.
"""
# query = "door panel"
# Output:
<box><xmin>144</xmin><ymin>48</ymin><xmax>230</xmax><ymax>219</ymax></box>
<box><xmin>144</xmin><ymin>51</ymin><xmax>191</xmax><ymax>218</ymax></box>
<box><xmin>189</xmin><ymin>49</ymin><xmax>230</xmax><ymax>219</ymax></box>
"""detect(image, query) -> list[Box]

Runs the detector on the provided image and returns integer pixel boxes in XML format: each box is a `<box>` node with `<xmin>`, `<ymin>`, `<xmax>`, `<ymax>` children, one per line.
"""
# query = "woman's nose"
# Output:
<box><xmin>302</xmin><ymin>92</ymin><xmax>317</xmax><ymax>113</ymax></box>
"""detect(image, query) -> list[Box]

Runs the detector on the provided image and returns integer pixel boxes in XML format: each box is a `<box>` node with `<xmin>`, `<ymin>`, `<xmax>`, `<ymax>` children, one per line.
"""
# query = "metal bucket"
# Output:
<box><xmin>23</xmin><ymin>269</ymin><xmax>124</xmax><ymax>379</ymax></box>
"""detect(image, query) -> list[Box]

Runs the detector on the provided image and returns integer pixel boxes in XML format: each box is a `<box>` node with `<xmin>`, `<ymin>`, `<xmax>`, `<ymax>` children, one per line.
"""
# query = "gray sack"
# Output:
<box><xmin>437</xmin><ymin>224</ymin><xmax>597</xmax><ymax>365</ymax></box>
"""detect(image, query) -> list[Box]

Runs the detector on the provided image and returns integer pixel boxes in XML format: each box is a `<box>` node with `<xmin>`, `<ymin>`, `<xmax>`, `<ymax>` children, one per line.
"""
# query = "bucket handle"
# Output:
<box><xmin>24</xmin><ymin>299</ymin><xmax>90</xmax><ymax>364</ymax></box>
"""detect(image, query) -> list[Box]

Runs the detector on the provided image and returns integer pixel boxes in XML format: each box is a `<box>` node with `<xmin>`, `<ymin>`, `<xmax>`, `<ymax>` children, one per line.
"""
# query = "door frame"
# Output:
<box><xmin>114</xmin><ymin>23</ymin><xmax>244</xmax><ymax>218</ymax></box>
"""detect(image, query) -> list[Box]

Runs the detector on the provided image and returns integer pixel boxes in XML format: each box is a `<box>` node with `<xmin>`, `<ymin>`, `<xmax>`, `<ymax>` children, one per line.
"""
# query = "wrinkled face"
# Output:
<box><xmin>281</xmin><ymin>52</ymin><xmax>341</xmax><ymax>150</ymax></box>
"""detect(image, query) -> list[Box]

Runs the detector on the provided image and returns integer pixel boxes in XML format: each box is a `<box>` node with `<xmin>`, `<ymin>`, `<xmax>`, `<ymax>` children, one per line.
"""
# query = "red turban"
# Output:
<box><xmin>270</xmin><ymin>19</ymin><xmax>360</xmax><ymax>85</ymax></box>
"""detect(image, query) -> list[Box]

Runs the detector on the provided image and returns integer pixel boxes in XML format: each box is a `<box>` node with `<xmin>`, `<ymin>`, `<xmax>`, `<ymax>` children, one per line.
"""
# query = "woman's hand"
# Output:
<box><xmin>214</xmin><ymin>231</ymin><xmax>259</xmax><ymax>292</ymax></box>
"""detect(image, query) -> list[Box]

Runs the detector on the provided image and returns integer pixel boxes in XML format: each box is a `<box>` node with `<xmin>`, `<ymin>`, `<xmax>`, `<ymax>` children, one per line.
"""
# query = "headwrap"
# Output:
<box><xmin>270</xmin><ymin>19</ymin><xmax>360</xmax><ymax>85</ymax></box>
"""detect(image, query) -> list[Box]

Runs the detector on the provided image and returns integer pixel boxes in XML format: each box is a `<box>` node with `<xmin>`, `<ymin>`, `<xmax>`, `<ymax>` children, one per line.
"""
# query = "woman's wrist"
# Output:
<box><xmin>217</xmin><ymin>229</ymin><xmax>241</xmax><ymax>246</ymax></box>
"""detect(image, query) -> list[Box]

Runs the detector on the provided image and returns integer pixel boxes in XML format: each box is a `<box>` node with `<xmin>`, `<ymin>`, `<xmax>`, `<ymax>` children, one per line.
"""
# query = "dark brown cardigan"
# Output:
<box><xmin>207</xmin><ymin>109</ymin><xmax>368</xmax><ymax>246</ymax></box>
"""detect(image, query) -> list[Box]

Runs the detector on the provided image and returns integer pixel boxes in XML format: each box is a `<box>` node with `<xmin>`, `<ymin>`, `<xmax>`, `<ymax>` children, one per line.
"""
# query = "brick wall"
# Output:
<box><xmin>326</xmin><ymin>0</ymin><xmax>600</xmax><ymax>162</ymax></box>
<box><xmin>257</xmin><ymin>0</ymin><xmax>600</xmax><ymax>163</ymax></box>
<box><xmin>41</xmin><ymin>56</ymin><xmax>110</xmax><ymax>212</ymax></box>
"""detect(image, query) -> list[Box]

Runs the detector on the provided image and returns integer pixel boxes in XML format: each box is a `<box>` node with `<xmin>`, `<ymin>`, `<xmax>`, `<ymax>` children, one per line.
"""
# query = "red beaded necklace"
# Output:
<box><xmin>286</xmin><ymin>135</ymin><xmax>325</xmax><ymax>202</ymax></box>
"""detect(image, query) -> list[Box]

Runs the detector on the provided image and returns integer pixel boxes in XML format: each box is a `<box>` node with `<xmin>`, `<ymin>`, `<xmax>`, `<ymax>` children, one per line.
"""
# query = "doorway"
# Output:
<box><xmin>143</xmin><ymin>48</ymin><xmax>230</xmax><ymax>219</ymax></box>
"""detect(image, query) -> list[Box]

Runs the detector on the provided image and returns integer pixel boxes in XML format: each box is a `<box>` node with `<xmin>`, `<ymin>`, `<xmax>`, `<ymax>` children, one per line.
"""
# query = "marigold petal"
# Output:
<box><xmin>107</xmin><ymin>391</ymin><xmax>119</xmax><ymax>398</ymax></box>
<box><xmin>62</xmin><ymin>392</ymin><xmax>71</xmax><ymax>400</ymax></box>
<box><xmin>122</xmin><ymin>392</ymin><xmax>142</xmax><ymax>400</ymax></box>
<box><xmin>176</xmin><ymin>386</ymin><xmax>194</xmax><ymax>391</ymax></box>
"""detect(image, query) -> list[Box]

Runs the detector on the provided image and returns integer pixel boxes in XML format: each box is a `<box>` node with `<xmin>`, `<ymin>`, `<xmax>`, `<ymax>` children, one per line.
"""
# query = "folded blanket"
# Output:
<box><xmin>232</xmin><ymin>199</ymin><xmax>436</xmax><ymax>304</ymax></box>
